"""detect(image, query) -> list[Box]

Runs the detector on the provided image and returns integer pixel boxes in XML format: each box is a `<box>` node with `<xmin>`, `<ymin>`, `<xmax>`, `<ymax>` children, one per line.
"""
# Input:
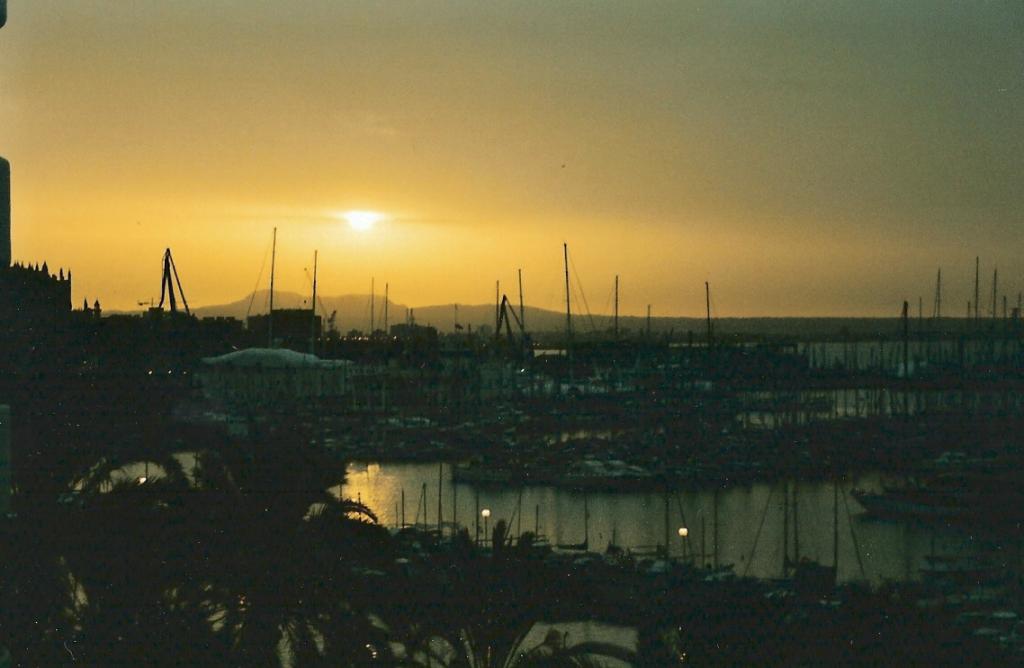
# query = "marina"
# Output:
<box><xmin>4</xmin><ymin>2</ymin><xmax>1024</xmax><ymax>663</ymax></box>
<box><xmin>340</xmin><ymin>461</ymin><xmax>1017</xmax><ymax>586</ymax></box>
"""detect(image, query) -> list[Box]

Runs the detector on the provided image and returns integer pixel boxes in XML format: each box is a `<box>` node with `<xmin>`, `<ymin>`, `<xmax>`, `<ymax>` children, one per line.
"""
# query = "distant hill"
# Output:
<box><xmin>190</xmin><ymin>291</ymin><xmax>567</xmax><ymax>334</ymax></box>
<box><xmin>182</xmin><ymin>291</ymin><xmax>937</xmax><ymax>340</ymax></box>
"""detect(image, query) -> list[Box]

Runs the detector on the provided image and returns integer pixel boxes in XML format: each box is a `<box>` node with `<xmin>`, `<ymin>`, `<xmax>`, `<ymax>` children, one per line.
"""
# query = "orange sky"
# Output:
<box><xmin>2</xmin><ymin>2</ymin><xmax>1022</xmax><ymax>316</ymax></box>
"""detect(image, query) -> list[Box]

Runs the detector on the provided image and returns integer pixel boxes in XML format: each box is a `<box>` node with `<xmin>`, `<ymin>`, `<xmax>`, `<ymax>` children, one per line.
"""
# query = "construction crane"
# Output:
<box><xmin>156</xmin><ymin>248</ymin><xmax>190</xmax><ymax>316</ymax></box>
<box><xmin>495</xmin><ymin>294</ymin><xmax>529</xmax><ymax>349</ymax></box>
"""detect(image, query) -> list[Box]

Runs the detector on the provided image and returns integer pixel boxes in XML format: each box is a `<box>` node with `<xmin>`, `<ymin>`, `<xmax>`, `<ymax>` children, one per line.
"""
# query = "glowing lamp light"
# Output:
<box><xmin>343</xmin><ymin>210</ymin><xmax>383</xmax><ymax>232</ymax></box>
<box><xmin>137</xmin><ymin>476</ymin><xmax>148</xmax><ymax>485</ymax></box>
<box><xmin>678</xmin><ymin>527</ymin><xmax>688</xmax><ymax>537</ymax></box>
<box><xmin>481</xmin><ymin>508</ymin><xmax>491</xmax><ymax>518</ymax></box>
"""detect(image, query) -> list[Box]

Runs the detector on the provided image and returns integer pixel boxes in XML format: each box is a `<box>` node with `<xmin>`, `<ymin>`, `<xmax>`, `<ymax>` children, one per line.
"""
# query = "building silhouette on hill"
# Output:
<box><xmin>0</xmin><ymin>158</ymin><xmax>74</xmax><ymax>369</ymax></box>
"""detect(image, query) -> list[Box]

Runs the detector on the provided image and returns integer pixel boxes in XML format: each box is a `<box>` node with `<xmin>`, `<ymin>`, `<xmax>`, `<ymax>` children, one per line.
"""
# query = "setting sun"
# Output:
<box><xmin>342</xmin><ymin>210</ymin><xmax>383</xmax><ymax>232</ymax></box>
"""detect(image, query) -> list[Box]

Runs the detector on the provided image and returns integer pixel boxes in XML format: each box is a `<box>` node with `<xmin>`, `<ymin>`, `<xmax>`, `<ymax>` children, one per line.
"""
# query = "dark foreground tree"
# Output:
<box><xmin>383</xmin><ymin>520</ymin><xmax>636</xmax><ymax>668</ymax></box>
<box><xmin>1</xmin><ymin>424</ymin><xmax>401</xmax><ymax>666</ymax></box>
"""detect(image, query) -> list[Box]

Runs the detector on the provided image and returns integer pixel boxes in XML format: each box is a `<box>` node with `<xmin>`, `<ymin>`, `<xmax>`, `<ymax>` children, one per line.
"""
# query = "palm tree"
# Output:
<box><xmin>2</xmin><ymin>422</ymin><xmax>405</xmax><ymax>666</ymax></box>
<box><xmin>393</xmin><ymin>521</ymin><xmax>637</xmax><ymax>668</ymax></box>
<box><xmin>3</xmin><ymin>421</ymin><xmax>638</xmax><ymax>667</ymax></box>
<box><xmin>507</xmin><ymin>628</ymin><xmax>636</xmax><ymax>668</ymax></box>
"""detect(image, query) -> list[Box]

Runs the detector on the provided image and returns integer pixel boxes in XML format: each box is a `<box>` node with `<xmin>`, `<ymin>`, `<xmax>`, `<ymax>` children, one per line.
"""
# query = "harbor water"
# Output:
<box><xmin>339</xmin><ymin>462</ymin><xmax>1014</xmax><ymax>585</ymax></box>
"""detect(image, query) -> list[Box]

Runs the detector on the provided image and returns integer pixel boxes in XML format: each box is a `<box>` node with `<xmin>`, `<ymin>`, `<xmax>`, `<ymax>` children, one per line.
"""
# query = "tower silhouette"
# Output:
<box><xmin>0</xmin><ymin>157</ymin><xmax>9</xmax><ymax>268</ymax></box>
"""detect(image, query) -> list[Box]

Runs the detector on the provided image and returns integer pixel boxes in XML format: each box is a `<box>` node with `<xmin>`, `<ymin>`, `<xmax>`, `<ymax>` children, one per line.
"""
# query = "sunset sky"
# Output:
<box><xmin>1</xmin><ymin>1</ymin><xmax>1022</xmax><ymax>316</ymax></box>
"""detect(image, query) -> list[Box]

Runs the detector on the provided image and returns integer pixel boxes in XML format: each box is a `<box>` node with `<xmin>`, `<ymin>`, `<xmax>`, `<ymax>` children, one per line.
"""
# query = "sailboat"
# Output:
<box><xmin>783</xmin><ymin>480</ymin><xmax>838</xmax><ymax>594</ymax></box>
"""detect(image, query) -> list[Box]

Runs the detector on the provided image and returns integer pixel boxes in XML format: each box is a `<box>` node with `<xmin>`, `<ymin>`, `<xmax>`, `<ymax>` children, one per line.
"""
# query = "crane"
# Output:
<box><xmin>156</xmin><ymin>248</ymin><xmax>190</xmax><ymax>316</ymax></box>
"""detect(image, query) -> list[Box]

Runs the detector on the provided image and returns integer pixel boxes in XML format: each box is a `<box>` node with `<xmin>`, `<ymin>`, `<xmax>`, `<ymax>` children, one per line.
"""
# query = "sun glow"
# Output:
<box><xmin>342</xmin><ymin>210</ymin><xmax>384</xmax><ymax>232</ymax></box>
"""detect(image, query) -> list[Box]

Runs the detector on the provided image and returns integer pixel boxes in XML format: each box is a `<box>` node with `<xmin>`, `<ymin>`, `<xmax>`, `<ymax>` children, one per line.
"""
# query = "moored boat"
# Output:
<box><xmin>852</xmin><ymin>462</ymin><xmax>1024</xmax><ymax>524</ymax></box>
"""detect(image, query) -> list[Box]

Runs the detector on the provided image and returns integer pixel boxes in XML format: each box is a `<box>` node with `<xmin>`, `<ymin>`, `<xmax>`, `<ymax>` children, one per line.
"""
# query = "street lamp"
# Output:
<box><xmin>482</xmin><ymin>508</ymin><xmax>491</xmax><ymax>546</ymax></box>
<box><xmin>677</xmin><ymin>527</ymin><xmax>689</xmax><ymax>562</ymax></box>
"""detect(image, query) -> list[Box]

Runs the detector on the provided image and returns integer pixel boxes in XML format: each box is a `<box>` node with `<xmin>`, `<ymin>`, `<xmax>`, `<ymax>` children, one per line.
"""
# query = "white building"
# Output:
<box><xmin>199</xmin><ymin>348</ymin><xmax>356</xmax><ymax>409</ymax></box>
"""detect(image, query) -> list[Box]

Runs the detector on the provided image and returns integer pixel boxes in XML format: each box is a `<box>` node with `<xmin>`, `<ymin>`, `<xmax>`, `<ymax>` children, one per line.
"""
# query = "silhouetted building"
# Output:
<box><xmin>0</xmin><ymin>262</ymin><xmax>72</xmax><ymax>325</ymax></box>
<box><xmin>247</xmin><ymin>309</ymin><xmax>321</xmax><ymax>352</ymax></box>
<box><xmin>199</xmin><ymin>348</ymin><xmax>354</xmax><ymax>410</ymax></box>
<box><xmin>389</xmin><ymin>322</ymin><xmax>438</xmax><ymax>343</ymax></box>
<box><xmin>0</xmin><ymin>158</ymin><xmax>74</xmax><ymax>373</ymax></box>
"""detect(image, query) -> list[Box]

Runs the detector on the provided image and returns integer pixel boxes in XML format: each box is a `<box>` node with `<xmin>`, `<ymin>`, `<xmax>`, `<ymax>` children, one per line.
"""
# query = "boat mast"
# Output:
<box><xmin>564</xmin><ymin>243</ymin><xmax>573</xmax><ymax>379</ymax></box>
<box><xmin>584</xmin><ymin>492</ymin><xmax>590</xmax><ymax>550</ymax></box>
<box><xmin>268</xmin><ymin>227</ymin><xmax>277</xmax><ymax>348</ymax></box>
<box><xmin>782</xmin><ymin>482</ymin><xmax>789</xmax><ymax>576</ymax></box>
<box><xmin>793</xmin><ymin>481</ymin><xmax>800</xmax><ymax>565</ymax></box>
<box><xmin>974</xmin><ymin>256</ymin><xmax>980</xmax><ymax>323</ymax></box>
<box><xmin>475</xmin><ymin>488</ymin><xmax>480</xmax><ymax>546</ymax></box>
<box><xmin>705</xmin><ymin>281</ymin><xmax>713</xmax><ymax>350</ymax></box>
<box><xmin>902</xmin><ymin>300</ymin><xmax>909</xmax><ymax>379</ymax></box>
<box><xmin>614</xmin><ymin>275</ymin><xmax>619</xmax><ymax>340</ymax></box>
<box><xmin>420</xmin><ymin>483</ymin><xmax>427</xmax><ymax>529</ymax></box>
<box><xmin>663</xmin><ymin>489</ymin><xmax>670</xmax><ymax>559</ymax></box>
<box><xmin>451</xmin><ymin>474</ymin><xmax>458</xmax><ymax>535</ymax></box>
<box><xmin>992</xmin><ymin>268</ymin><xmax>998</xmax><ymax>320</ymax></box>
<box><xmin>384</xmin><ymin>282</ymin><xmax>389</xmax><ymax>335</ymax></box>
<box><xmin>833</xmin><ymin>480</ymin><xmax>840</xmax><ymax>572</ymax></box>
<box><xmin>370</xmin><ymin>277</ymin><xmax>375</xmax><ymax>334</ymax></box>
<box><xmin>700</xmin><ymin>515</ymin><xmax>706</xmax><ymax>568</ymax></box>
<box><xmin>310</xmin><ymin>250</ymin><xmax>318</xmax><ymax>355</ymax></box>
<box><xmin>518</xmin><ymin>268</ymin><xmax>526</xmax><ymax>333</ymax></box>
<box><xmin>713</xmin><ymin>486</ymin><xmax>719</xmax><ymax>569</ymax></box>
<box><xmin>516</xmin><ymin>489</ymin><xmax>523</xmax><ymax>539</ymax></box>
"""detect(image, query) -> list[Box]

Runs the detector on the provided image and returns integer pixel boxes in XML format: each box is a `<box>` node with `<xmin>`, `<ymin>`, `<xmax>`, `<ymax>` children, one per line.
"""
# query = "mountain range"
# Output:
<box><xmin>186</xmin><ymin>290</ymin><xmax>917</xmax><ymax>339</ymax></box>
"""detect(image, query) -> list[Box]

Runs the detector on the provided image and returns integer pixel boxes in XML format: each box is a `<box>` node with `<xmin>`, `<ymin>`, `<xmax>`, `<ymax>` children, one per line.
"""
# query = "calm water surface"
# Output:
<box><xmin>339</xmin><ymin>462</ymin><xmax>1012</xmax><ymax>585</ymax></box>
